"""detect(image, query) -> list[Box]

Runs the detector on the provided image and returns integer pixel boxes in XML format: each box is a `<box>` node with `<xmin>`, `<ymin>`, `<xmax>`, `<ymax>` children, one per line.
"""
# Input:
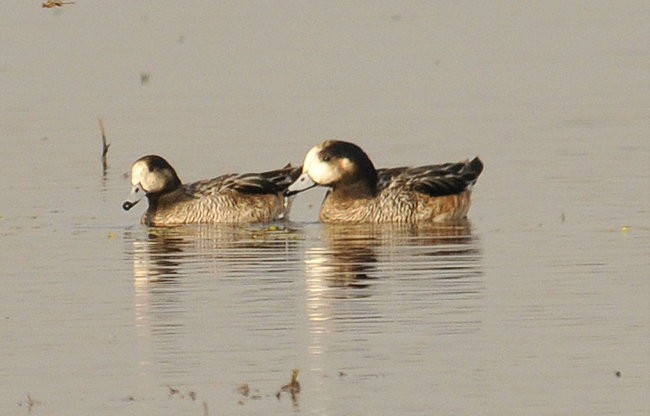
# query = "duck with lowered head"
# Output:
<box><xmin>123</xmin><ymin>155</ymin><xmax>301</xmax><ymax>226</ymax></box>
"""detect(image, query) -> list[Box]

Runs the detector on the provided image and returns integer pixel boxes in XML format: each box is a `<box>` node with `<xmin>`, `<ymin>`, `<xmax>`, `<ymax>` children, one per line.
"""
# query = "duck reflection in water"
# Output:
<box><xmin>129</xmin><ymin>224</ymin><xmax>301</xmax><ymax>282</ymax></box>
<box><xmin>305</xmin><ymin>221</ymin><xmax>483</xmax><ymax>361</ymax></box>
<box><xmin>304</xmin><ymin>222</ymin><xmax>481</xmax><ymax>297</ymax></box>
<box><xmin>126</xmin><ymin>224</ymin><xmax>302</xmax><ymax>376</ymax></box>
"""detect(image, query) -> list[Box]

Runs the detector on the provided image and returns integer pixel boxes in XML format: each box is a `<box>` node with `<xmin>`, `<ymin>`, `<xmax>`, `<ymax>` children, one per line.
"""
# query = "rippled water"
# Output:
<box><xmin>1</xmin><ymin>1</ymin><xmax>649</xmax><ymax>415</ymax></box>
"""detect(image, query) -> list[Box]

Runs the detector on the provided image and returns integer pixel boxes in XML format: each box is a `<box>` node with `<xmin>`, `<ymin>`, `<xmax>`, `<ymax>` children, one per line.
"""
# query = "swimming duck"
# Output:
<box><xmin>286</xmin><ymin>140</ymin><xmax>483</xmax><ymax>223</ymax></box>
<box><xmin>123</xmin><ymin>155</ymin><xmax>301</xmax><ymax>226</ymax></box>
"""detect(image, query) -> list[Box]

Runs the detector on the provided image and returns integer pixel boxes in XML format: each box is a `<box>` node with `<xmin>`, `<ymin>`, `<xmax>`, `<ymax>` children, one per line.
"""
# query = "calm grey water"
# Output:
<box><xmin>1</xmin><ymin>1</ymin><xmax>649</xmax><ymax>415</ymax></box>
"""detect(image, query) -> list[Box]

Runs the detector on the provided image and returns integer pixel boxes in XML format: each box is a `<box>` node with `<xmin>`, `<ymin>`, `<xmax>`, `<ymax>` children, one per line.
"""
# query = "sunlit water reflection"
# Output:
<box><xmin>304</xmin><ymin>223</ymin><xmax>482</xmax><ymax>350</ymax></box>
<box><xmin>115</xmin><ymin>223</ymin><xmax>485</xmax><ymax>414</ymax></box>
<box><xmin>127</xmin><ymin>225</ymin><xmax>302</xmax><ymax>380</ymax></box>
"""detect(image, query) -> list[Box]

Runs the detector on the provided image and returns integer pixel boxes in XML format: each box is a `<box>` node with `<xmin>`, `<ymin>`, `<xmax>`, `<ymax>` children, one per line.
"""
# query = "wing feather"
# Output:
<box><xmin>185</xmin><ymin>164</ymin><xmax>302</xmax><ymax>196</ymax></box>
<box><xmin>377</xmin><ymin>157</ymin><xmax>483</xmax><ymax>196</ymax></box>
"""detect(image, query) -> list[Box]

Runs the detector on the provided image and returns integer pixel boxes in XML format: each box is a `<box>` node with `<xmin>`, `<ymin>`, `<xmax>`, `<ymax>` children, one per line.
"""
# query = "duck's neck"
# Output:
<box><xmin>143</xmin><ymin>186</ymin><xmax>185</xmax><ymax>220</ymax></box>
<box><xmin>145</xmin><ymin>194</ymin><xmax>160</xmax><ymax>210</ymax></box>
<box><xmin>331</xmin><ymin>178</ymin><xmax>377</xmax><ymax>200</ymax></box>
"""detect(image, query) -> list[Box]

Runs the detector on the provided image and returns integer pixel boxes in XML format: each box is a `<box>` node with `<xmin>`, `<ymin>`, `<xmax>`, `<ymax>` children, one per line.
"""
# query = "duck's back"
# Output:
<box><xmin>319</xmin><ymin>158</ymin><xmax>483</xmax><ymax>223</ymax></box>
<box><xmin>143</xmin><ymin>166</ymin><xmax>301</xmax><ymax>225</ymax></box>
<box><xmin>377</xmin><ymin>157</ymin><xmax>483</xmax><ymax>196</ymax></box>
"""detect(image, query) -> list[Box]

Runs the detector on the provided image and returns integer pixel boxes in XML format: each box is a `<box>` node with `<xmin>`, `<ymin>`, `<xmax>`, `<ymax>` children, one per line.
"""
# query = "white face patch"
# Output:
<box><xmin>303</xmin><ymin>145</ymin><xmax>340</xmax><ymax>186</ymax></box>
<box><xmin>130</xmin><ymin>159</ymin><xmax>168</xmax><ymax>193</ymax></box>
<box><xmin>130</xmin><ymin>160</ymin><xmax>148</xmax><ymax>186</ymax></box>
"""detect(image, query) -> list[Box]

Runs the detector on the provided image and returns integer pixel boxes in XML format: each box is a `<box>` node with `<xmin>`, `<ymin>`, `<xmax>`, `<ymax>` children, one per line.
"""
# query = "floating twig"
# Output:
<box><xmin>97</xmin><ymin>117</ymin><xmax>110</xmax><ymax>172</ymax></box>
<box><xmin>167</xmin><ymin>385</ymin><xmax>180</xmax><ymax>397</ymax></box>
<box><xmin>42</xmin><ymin>1</ymin><xmax>75</xmax><ymax>8</ymax></box>
<box><xmin>281</xmin><ymin>369</ymin><xmax>301</xmax><ymax>393</ymax></box>
<box><xmin>277</xmin><ymin>368</ymin><xmax>301</xmax><ymax>400</ymax></box>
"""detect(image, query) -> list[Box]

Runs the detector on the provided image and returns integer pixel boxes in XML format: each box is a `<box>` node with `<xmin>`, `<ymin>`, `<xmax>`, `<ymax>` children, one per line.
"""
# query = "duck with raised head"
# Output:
<box><xmin>286</xmin><ymin>140</ymin><xmax>483</xmax><ymax>223</ymax></box>
<box><xmin>123</xmin><ymin>155</ymin><xmax>301</xmax><ymax>226</ymax></box>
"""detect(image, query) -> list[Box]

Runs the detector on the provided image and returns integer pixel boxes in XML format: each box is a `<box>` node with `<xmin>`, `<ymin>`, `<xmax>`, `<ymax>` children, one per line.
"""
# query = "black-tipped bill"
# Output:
<box><xmin>122</xmin><ymin>184</ymin><xmax>145</xmax><ymax>211</ymax></box>
<box><xmin>122</xmin><ymin>200</ymin><xmax>139</xmax><ymax>211</ymax></box>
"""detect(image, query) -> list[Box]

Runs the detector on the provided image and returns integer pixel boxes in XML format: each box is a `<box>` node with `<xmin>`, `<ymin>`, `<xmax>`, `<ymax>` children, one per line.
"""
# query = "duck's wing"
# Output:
<box><xmin>188</xmin><ymin>164</ymin><xmax>303</xmax><ymax>196</ymax></box>
<box><xmin>377</xmin><ymin>157</ymin><xmax>483</xmax><ymax>196</ymax></box>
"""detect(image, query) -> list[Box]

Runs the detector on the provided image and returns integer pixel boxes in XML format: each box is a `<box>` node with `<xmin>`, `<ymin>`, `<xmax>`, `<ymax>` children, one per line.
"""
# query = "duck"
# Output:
<box><xmin>285</xmin><ymin>140</ymin><xmax>483</xmax><ymax>223</ymax></box>
<box><xmin>123</xmin><ymin>155</ymin><xmax>302</xmax><ymax>226</ymax></box>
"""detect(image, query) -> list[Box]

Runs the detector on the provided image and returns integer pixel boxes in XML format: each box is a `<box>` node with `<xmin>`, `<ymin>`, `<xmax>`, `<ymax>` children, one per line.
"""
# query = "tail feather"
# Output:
<box><xmin>468</xmin><ymin>157</ymin><xmax>484</xmax><ymax>177</ymax></box>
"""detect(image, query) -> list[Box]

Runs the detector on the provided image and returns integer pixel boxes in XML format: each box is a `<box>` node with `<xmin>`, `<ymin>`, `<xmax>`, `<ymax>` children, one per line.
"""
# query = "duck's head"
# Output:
<box><xmin>286</xmin><ymin>140</ymin><xmax>377</xmax><ymax>197</ymax></box>
<box><xmin>122</xmin><ymin>155</ymin><xmax>182</xmax><ymax>211</ymax></box>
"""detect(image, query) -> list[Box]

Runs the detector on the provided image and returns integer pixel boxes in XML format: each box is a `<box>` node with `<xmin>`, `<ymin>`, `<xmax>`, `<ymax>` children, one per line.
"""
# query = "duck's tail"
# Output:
<box><xmin>468</xmin><ymin>157</ymin><xmax>484</xmax><ymax>177</ymax></box>
<box><xmin>462</xmin><ymin>157</ymin><xmax>484</xmax><ymax>188</ymax></box>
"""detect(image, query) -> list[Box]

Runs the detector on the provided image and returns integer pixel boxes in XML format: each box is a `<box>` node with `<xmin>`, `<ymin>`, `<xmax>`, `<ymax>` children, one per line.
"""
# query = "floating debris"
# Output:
<box><xmin>140</xmin><ymin>72</ymin><xmax>150</xmax><ymax>85</ymax></box>
<box><xmin>236</xmin><ymin>383</ymin><xmax>262</xmax><ymax>402</ymax></box>
<box><xmin>18</xmin><ymin>394</ymin><xmax>41</xmax><ymax>414</ymax></box>
<box><xmin>165</xmin><ymin>385</ymin><xmax>199</xmax><ymax>401</ymax></box>
<box><xmin>236</xmin><ymin>384</ymin><xmax>250</xmax><ymax>397</ymax></box>
<box><xmin>167</xmin><ymin>385</ymin><xmax>180</xmax><ymax>397</ymax></box>
<box><xmin>620</xmin><ymin>225</ymin><xmax>630</xmax><ymax>232</ymax></box>
<box><xmin>42</xmin><ymin>1</ymin><xmax>75</xmax><ymax>8</ymax></box>
<box><xmin>97</xmin><ymin>117</ymin><xmax>110</xmax><ymax>173</ymax></box>
<box><xmin>277</xmin><ymin>369</ymin><xmax>301</xmax><ymax>399</ymax></box>
<box><xmin>615</xmin><ymin>371</ymin><xmax>622</xmax><ymax>378</ymax></box>
<box><xmin>248</xmin><ymin>225</ymin><xmax>303</xmax><ymax>241</ymax></box>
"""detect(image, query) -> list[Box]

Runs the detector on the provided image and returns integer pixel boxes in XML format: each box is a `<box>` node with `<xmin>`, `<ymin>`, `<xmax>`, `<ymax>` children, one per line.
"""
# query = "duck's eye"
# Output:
<box><xmin>322</xmin><ymin>155</ymin><xmax>331</xmax><ymax>162</ymax></box>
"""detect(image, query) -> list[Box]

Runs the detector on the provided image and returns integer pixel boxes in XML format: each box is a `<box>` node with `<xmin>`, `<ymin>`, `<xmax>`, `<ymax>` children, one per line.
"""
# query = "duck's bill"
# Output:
<box><xmin>122</xmin><ymin>184</ymin><xmax>145</xmax><ymax>211</ymax></box>
<box><xmin>284</xmin><ymin>172</ymin><xmax>317</xmax><ymax>197</ymax></box>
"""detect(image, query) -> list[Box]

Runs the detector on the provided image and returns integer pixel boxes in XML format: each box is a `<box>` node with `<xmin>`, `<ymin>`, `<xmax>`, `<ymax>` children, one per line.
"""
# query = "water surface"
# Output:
<box><xmin>1</xmin><ymin>1</ymin><xmax>648</xmax><ymax>415</ymax></box>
